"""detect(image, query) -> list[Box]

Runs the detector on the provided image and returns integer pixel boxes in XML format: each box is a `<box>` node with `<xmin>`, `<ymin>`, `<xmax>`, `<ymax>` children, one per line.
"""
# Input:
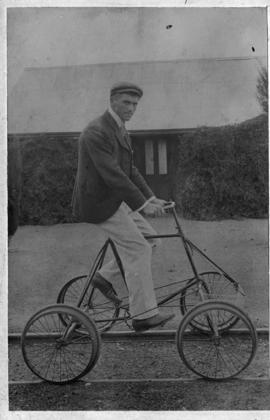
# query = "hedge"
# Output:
<box><xmin>18</xmin><ymin>134</ymin><xmax>78</xmax><ymax>225</ymax></box>
<box><xmin>173</xmin><ymin>114</ymin><xmax>268</xmax><ymax>219</ymax></box>
<box><xmin>9</xmin><ymin>113</ymin><xmax>268</xmax><ymax>225</ymax></box>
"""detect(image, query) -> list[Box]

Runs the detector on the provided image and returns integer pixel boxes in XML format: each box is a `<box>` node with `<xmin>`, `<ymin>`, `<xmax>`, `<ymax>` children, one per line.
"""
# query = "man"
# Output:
<box><xmin>72</xmin><ymin>82</ymin><xmax>174</xmax><ymax>331</ymax></box>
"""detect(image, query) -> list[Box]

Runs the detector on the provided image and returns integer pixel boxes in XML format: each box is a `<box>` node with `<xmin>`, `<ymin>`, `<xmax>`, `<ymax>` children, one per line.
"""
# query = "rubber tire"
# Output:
<box><xmin>57</xmin><ymin>275</ymin><xmax>120</xmax><ymax>332</ymax></box>
<box><xmin>176</xmin><ymin>300</ymin><xmax>257</xmax><ymax>380</ymax></box>
<box><xmin>180</xmin><ymin>271</ymin><xmax>240</xmax><ymax>332</ymax></box>
<box><xmin>21</xmin><ymin>304</ymin><xmax>101</xmax><ymax>384</ymax></box>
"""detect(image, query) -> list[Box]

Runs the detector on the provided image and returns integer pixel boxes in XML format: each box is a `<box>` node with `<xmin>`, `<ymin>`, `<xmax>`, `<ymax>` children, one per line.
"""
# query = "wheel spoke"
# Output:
<box><xmin>180</xmin><ymin>272</ymin><xmax>243</xmax><ymax>332</ymax></box>
<box><xmin>22</xmin><ymin>305</ymin><xmax>100</xmax><ymax>384</ymax></box>
<box><xmin>177</xmin><ymin>301</ymin><xmax>257</xmax><ymax>380</ymax></box>
<box><xmin>57</xmin><ymin>276</ymin><xmax>120</xmax><ymax>332</ymax></box>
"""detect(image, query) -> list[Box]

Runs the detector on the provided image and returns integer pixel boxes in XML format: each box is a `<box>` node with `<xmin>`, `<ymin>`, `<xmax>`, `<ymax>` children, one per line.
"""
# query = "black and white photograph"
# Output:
<box><xmin>2</xmin><ymin>1</ymin><xmax>269</xmax><ymax>416</ymax></box>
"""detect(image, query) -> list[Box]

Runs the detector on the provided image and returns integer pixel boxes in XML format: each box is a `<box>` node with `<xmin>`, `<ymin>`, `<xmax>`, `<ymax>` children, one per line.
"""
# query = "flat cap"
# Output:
<box><xmin>110</xmin><ymin>82</ymin><xmax>143</xmax><ymax>98</ymax></box>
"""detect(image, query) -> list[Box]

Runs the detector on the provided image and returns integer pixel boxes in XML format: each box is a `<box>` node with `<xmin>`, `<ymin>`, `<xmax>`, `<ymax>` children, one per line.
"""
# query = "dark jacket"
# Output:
<box><xmin>72</xmin><ymin>111</ymin><xmax>154</xmax><ymax>223</ymax></box>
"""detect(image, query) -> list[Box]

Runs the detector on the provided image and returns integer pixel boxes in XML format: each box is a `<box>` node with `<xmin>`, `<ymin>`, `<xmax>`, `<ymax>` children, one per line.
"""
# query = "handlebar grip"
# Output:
<box><xmin>163</xmin><ymin>201</ymin><xmax>176</xmax><ymax>210</ymax></box>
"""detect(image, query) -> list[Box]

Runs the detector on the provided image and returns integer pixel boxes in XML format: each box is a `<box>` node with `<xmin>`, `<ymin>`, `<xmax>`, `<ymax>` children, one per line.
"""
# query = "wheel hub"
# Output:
<box><xmin>212</xmin><ymin>334</ymin><xmax>221</xmax><ymax>346</ymax></box>
<box><xmin>55</xmin><ymin>337</ymin><xmax>69</xmax><ymax>348</ymax></box>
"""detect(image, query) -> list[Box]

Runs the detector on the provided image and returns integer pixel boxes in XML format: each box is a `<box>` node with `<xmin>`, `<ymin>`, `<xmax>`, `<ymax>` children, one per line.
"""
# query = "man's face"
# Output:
<box><xmin>111</xmin><ymin>93</ymin><xmax>140</xmax><ymax>122</ymax></box>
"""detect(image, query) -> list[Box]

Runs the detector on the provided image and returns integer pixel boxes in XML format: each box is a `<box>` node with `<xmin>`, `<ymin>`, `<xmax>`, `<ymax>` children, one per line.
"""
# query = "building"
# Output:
<box><xmin>8</xmin><ymin>57</ymin><xmax>266</xmax><ymax>198</ymax></box>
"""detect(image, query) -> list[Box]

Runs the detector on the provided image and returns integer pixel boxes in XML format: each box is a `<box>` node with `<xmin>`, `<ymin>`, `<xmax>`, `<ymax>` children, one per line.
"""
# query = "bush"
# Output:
<box><xmin>19</xmin><ymin>134</ymin><xmax>78</xmax><ymax>225</ymax></box>
<box><xmin>173</xmin><ymin>114</ymin><xmax>268</xmax><ymax>219</ymax></box>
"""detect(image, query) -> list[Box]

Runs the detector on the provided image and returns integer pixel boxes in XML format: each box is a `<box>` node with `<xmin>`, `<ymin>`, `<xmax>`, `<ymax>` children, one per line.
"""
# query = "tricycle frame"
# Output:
<box><xmin>73</xmin><ymin>204</ymin><xmax>242</xmax><ymax>324</ymax></box>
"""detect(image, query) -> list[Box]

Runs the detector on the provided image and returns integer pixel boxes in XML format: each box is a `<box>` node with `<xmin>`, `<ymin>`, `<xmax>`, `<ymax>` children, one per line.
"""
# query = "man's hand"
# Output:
<box><xmin>151</xmin><ymin>197</ymin><xmax>167</xmax><ymax>207</ymax></box>
<box><xmin>142</xmin><ymin>202</ymin><xmax>165</xmax><ymax>217</ymax></box>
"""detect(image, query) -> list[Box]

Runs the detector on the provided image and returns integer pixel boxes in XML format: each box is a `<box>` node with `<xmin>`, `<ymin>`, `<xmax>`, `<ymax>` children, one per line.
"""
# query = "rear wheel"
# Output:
<box><xmin>176</xmin><ymin>301</ymin><xmax>257</xmax><ymax>380</ymax></box>
<box><xmin>57</xmin><ymin>275</ymin><xmax>120</xmax><ymax>332</ymax></box>
<box><xmin>21</xmin><ymin>304</ymin><xmax>100</xmax><ymax>384</ymax></box>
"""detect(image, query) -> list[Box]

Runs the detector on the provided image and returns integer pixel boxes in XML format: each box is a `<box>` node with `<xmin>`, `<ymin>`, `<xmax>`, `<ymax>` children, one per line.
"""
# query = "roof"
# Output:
<box><xmin>8</xmin><ymin>57</ymin><xmax>266</xmax><ymax>133</ymax></box>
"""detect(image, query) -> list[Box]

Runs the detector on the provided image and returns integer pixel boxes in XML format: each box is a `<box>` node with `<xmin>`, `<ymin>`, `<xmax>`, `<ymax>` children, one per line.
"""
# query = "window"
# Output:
<box><xmin>158</xmin><ymin>139</ymin><xmax>167</xmax><ymax>174</ymax></box>
<box><xmin>144</xmin><ymin>138</ymin><xmax>168</xmax><ymax>175</ymax></box>
<box><xmin>145</xmin><ymin>139</ymin><xmax>154</xmax><ymax>175</ymax></box>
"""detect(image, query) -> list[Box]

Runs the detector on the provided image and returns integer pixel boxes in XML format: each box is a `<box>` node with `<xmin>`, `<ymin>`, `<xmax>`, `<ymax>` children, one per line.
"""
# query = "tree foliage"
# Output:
<box><xmin>174</xmin><ymin>114</ymin><xmax>268</xmax><ymax>220</ymax></box>
<box><xmin>256</xmin><ymin>66</ymin><xmax>268</xmax><ymax>114</ymax></box>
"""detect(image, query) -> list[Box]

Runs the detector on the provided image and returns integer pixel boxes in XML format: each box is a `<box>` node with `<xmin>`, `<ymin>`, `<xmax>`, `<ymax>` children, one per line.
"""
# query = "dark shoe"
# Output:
<box><xmin>92</xmin><ymin>273</ymin><xmax>122</xmax><ymax>306</ymax></box>
<box><xmin>132</xmin><ymin>313</ymin><xmax>175</xmax><ymax>332</ymax></box>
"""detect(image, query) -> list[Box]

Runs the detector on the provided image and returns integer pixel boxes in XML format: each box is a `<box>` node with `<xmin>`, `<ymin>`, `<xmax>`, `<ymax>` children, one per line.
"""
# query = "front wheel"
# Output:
<box><xmin>21</xmin><ymin>304</ymin><xmax>101</xmax><ymax>384</ymax></box>
<box><xmin>176</xmin><ymin>301</ymin><xmax>257</xmax><ymax>380</ymax></box>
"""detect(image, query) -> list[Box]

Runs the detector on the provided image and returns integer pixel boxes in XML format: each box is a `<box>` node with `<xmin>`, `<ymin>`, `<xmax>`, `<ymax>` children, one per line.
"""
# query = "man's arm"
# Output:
<box><xmin>130</xmin><ymin>164</ymin><xmax>154</xmax><ymax>200</ymax></box>
<box><xmin>130</xmin><ymin>164</ymin><xmax>167</xmax><ymax>214</ymax></box>
<box><xmin>83</xmin><ymin>128</ymin><xmax>148</xmax><ymax>211</ymax></box>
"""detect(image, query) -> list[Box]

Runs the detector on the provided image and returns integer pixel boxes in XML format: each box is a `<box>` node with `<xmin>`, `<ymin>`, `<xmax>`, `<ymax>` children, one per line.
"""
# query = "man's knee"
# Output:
<box><xmin>147</xmin><ymin>237</ymin><xmax>162</xmax><ymax>249</ymax></box>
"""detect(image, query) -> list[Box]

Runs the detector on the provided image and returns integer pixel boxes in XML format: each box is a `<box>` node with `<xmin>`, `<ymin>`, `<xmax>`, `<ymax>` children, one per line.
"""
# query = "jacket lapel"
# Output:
<box><xmin>102</xmin><ymin>111</ymin><xmax>131</xmax><ymax>152</ymax></box>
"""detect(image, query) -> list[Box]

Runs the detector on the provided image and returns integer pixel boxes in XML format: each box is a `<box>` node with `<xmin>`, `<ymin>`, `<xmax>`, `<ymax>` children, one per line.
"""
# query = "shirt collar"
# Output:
<box><xmin>108</xmin><ymin>104</ymin><xmax>124</xmax><ymax>128</ymax></box>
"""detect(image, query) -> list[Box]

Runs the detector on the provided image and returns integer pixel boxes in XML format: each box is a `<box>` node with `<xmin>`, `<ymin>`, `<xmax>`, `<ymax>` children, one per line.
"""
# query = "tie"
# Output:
<box><xmin>120</xmin><ymin>124</ymin><xmax>132</xmax><ymax>149</ymax></box>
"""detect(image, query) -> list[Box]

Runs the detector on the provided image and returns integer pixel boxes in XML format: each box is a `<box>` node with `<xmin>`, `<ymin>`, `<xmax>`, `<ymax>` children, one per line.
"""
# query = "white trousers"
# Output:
<box><xmin>97</xmin><ymin>203</ymin><xmax>160</xmax><ymax>320</ymax></box>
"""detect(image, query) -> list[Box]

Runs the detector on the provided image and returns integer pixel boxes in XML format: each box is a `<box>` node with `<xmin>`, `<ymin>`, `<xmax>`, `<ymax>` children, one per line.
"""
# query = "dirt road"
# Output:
<box><xmin>8</xmin><ymin>216</ymin><xmax>268</xmax><ymax>332</ymax></box>
<box><xmin>9</xmin><ymin>379</ymin><xmax>270</xmax><ymax>410</ymax></box>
